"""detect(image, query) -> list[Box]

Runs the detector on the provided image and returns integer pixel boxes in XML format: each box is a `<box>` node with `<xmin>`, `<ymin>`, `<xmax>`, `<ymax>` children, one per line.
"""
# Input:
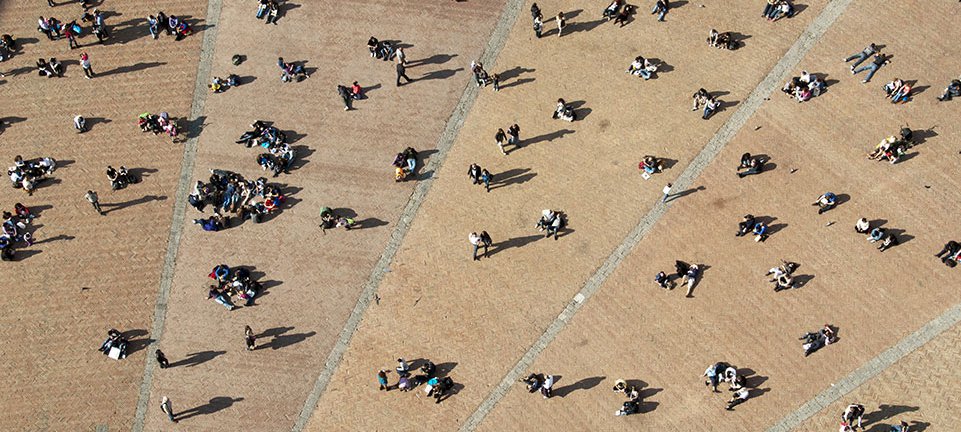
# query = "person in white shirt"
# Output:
<box><xmin>541</xmin><ymin>374</ymin><xmax>555</xmax><ymax>398</ymax></box>
<box><xmin>726</xmin><ymin>387</ymin><xmax>749</xmax><ymax>410</ymax></box>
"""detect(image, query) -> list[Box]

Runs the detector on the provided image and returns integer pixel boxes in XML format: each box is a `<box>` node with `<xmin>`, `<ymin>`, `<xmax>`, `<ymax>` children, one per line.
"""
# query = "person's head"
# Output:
<box><xmin>557</xmin><ymin>98</ymin><xmax>565</xmax><ymax>105</ymax></box>
<box><xmin>352</xmin><ymin>81</ymin><xmax>358</xmax><ymax>86</ymax></box>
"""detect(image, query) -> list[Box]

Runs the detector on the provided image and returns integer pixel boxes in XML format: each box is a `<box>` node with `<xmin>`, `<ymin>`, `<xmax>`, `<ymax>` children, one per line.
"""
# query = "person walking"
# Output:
<box><xmin>661</xmin><ymin>183</ymin><xmax>673</xmax><ymax>203</ymax></box>
<box><xmin>495</xmin><ymin>128</ymin><xmax>508</xmax><ymax>155</ymax></box>
<box><xmin>396</xmin><ymin>62</ymin><xmax>412</xmax><ymax>86</ymax></box>
<box><xmin>377</xmin><ymin>369</ymin><xmax>390</xmax><ymax>391</ymax></box>
<box><xmin>85</xmin><ymin>190</ymin><xmax>104</xmax><ymax>215</ymax></box>
<box><xmin>533</xmin><ymin>13</ymin><xmax>543</xmax><ymax>38</ymax></box>
<box><xmin>160</xmin><ymin>396</ymin><xmax>177</xmax><ymax>423</ymax></box>
<box><xmin>507</xmin><ymin>123</ymin><xmax>521</xmax><ymax>149</ymax></box>
<box><xmin>480</xmin><ymin>169</ymin><xmax>492</xmax><ymax>192</ymax></box>
<box><xmin>156</xmin><ymin>349</ymin><xmax>169</xmax><ymax>369</ymax></box>
<box><xmin>244</xmin><ymin>325</ymin><xmax>256</xmax><ymax>351</ymax></box>
<box><xmin>468</xmin><ymin>163</ymin><xmax>481</xmax><ymax>184</ymax></box>
<box><xmin>555</xmin><ymin>12</ymin><xmax>565</xmax><ymax>37</ymax></box>
<box><xmin>469</xmin><ymin>232</ymin><xmax>486</xmax><ymax>260</ymax></box>
<box><xmin>74</xmin><ymin>115</ymin><xmax>87</xmax><ymax>133</ymax></box>
<box><xmin>80</xmin><ymin>52</ymin><xmax>94</xmax><ymax>79</ymax></box>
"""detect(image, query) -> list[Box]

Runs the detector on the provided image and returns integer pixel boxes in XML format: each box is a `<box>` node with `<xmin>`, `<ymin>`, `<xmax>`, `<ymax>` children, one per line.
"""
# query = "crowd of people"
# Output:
<box><xmin>234</xmin><ymin>120</ymin><xmax>296</xmax><ymax>177</ymax></box>
<box><xmin>146</xmin><ymin>11</ymin><xmax>194</xmax><ymax>41</ymax></box>
<box><xmin>782</xmin><ymin>70</ymin><xmax>827</xmax><ymax>102</ymax></box>
<box><xmin>1</xmin><ymin>203</ymin><xmax>36</xmax><ymax>261</ymax></box>
<box><xmin>392</xmin><ymin>147</ymin><xmax>419</xmax><ymax>181</ymax></box>
<box><xmin>866</xmin><ymin>128</ymin><xmax>914</xmax><ymax>164</ymax></box>
<box><xmin>376</xmin><ymin>359</ymin><xmax>454</xmax><ymax>403</ymax></box>
<box><xmin>205</xmin><ymin>264</ymin><xmax>264</xmax><ymax>311</ymax></box>
<box><xmin>137</xmin><ymin>111</ymin><xmax>180</xmax><ymax>140</ymax></box>
<box><xmin>7</xmin><ymin>155</ymin><xmax>56</xmax><ymax>196</ymax></box>
<box><xmin>189</xmin><ymin>169</ymin><xmax>286</xmax><ymax>231</ymax></box>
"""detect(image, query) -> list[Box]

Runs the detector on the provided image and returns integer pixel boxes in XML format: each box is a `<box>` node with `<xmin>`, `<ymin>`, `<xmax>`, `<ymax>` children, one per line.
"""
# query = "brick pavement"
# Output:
<box><xmin>302</xmin><ymin>1</ymin><xmax>854</xmax><ymax>431</ymax></box>
<box><xmin>472</xmin><ymin>1</ymin><xmax>961</xmax><ymax>431</ymax></box>
<box><xmin>137</xmin><ymin>0</ymin><xmax>505</xmax><ymax>430</ymax></box>
<box><xmin>0</xmin><ymin>1</ymin><xmax>206</xmax><ymax>431</ymax></box>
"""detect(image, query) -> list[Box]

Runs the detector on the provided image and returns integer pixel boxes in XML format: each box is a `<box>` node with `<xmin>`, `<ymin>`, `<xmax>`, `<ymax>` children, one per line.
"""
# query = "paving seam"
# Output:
<box><xmin>766</xmin><ymin>302</ymin><xmax>961</xmax><ymax>432</ymax></box>
<box><xmin>458</xmin><ymin>1</ymin><xmax>855</xmax><ymax>430</ymax></box>
<box><xmin>130</xmin><ymin>0</ymin><xmax>223</xmax><ymax>430</ymax></box>
<box><xmin>288</xmin><ymin>0</ymin><xmax>525</xmax><ymax>430</ymax></box>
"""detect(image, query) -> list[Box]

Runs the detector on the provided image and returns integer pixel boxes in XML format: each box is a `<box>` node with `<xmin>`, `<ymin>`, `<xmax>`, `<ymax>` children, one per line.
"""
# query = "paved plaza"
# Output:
<box><xmin>1</xmin><ymin>0</ymin><xmax>959</xmax><ymax>431</ymax></box>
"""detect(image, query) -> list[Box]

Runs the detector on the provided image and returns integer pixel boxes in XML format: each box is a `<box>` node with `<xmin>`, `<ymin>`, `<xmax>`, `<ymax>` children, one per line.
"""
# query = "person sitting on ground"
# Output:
<box><xmin>883</xmin><ymin>78</ymin><xmax>904</xmax><ymax>99</ymax></box>
<box><xmin>800</xmin><ymin>326</ymin><xmax>835</xmax><ymax>357</ymax></box>
<box><xmin>603</xmin><ymin>0</ymin><xmax>623</xmax><ymax>20</ymax></box>
<box><xmin>768</xmin><ymin>0</ymin><xmax>794</xmax><ymax>21</ymax></box>
<box><xmin>277</xmin><ymin>57</ymin><xmax>308</xmax><ymax>82</ymax></box>
<box><xmin>350</xmin><ymin>81</ymin><xmax>363</xmax><ymax>99</ymax></box>
<box><xmin>890</xmin><ymin>81</ymin><xmax>911</xmax><ymax>103</ymax></box>
<box><xmin>654</xmin><ymin>271</ymin><xmax>673</xmax><ymax>289</ymax></box>
<box><xmin>868</xmin><ymin>227</ymin><xmax>886</xmax><ymax>243</ymax></box>
<box><xmin>535</xmin><ymin>209</ymin><xmax>565</xmax><ymax>240</ymax></box>
<box><xmin>392</xmin><ymin>147</ymin><xmax>418</xmax><ymax>181</ymax></box>
<box><xmin>936</xmin><ymin>78</ymin><xmax>960</xmax><ymax>102</ymax></box>
<box><xmin>553</xmin><ymin>98</ymin><xmax>576</xmax><ymax>122</ymax></box>
<box><xmin>736</xmin><ymin>214</ymin><xmax>756</xmax><ymax>237</ymax></box>
<box><xmin>613</xmin><ymin>4</ymin><xmax>633</xmax><ymax>26</ymax></box>
<box><xmin>708</xmin><ymin>29</ymin><xmax>736</xmax><ymax>50</ymax></box>
<box><xmin>639</xmin><ymin>155</ymin><xmax>663</xmax><ymax>174</ymax></box>
<box><xmin>98</xmin><ymin>329</ymin><xmax>129</xmax><ymax>359</ymax></box>
<box><xmin>855</xmin><ymin>217</ymin><xmax>870</xmax><ymax>233</ymax></box>
<box><xmin>626</xmin><ymin>55</ymin><xmax>658</xmax><ymax>80</ymax></box>
<box><xmin>812</xmin><ymin>192</ymin><xmax>837</xmax><ymax>214</ymax></box>
<box><xmin>367</xmin><ymin>36</ymin><xmax>379</xmax><ymax>57</ymax></box>
<box><xmin>842</xmin><ymin>403</ymin><xmax>865</xmax><ymax>430</ymax></box>
<box><xmin>521</xmin><ymin>373</ymin><xmax>543</xmax><ymax>393</ymax></box>
<box><xmin>752</xmin><ymin>221</ymin><xmax>769</xmax><ymax>242</ymax></box>
<box><xmin>935</xmin><ymin>240</ymin><xmax>961</xmax><ymax>266</ymax></box>
<box><xmin>737</xmin><ymin>155</ymin><xmax>765</xmax><ymax>178</ymax></box>
<box><xmin>879</xmin><ymin>233</ymin><xmax>899</xmax><ymax>252</ymax></box>
<box><xmin>726</xmin><ymin>387</ymin><xmax>750</xmax><ymax>410</ymax></box>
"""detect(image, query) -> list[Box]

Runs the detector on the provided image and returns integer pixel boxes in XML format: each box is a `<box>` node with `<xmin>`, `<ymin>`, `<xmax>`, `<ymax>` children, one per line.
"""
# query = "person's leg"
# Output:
<box><xmin>763</xmin><ymin>4</ymin><xmax>774</xmax><ymax>16</ymax></box>
<box><xmin>658</xmin><ymin>9</ymin><xmax>666</xmax><ymax>21</ymax></box>
<box><xmin>639</xmin><ymin>70</ymin><xmax>651</xmax><ymax>80</ymax></box>
<box><xmin>92</xmin><ymin>201</ymin><xmax>102</xmax><ymax>214</ymax></box>
<box><xmin>863</xmin><ymin>64</ymin><xmax>878</xmax><ymax>82</ymax></box>
<box><xmin>484</xmin><ymin>177</ymin><xmax>490</xmax><ymax>192</ymax></box>
<box><xmin>472</xmin><ymin>243</ymin><xmax>479</xmax><ymax>260</ymax></box>
<box><xmin>850</xmin><ymin>53</ymin><xmax>869</xmax><ymax>69</ymax></box>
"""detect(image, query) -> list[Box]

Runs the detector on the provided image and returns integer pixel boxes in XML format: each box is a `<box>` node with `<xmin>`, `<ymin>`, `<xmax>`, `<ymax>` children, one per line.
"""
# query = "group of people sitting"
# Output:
<box><xmin>702</xmin><ymin>361</ymin><xmax>751</xmax><ymax>410</ymax></box>
<box><xmin>1</xmin><ymin>203</ymin><xmax>36</xmax><ymax>261</ymax></box>
<box><xmin>654</xmin><ymin>260</ymin><xmax>700</xmax><ymax>297</ymax></box>
<box><xmin>638</xmin><ymin>155</ymin><xmax>664</xmax><ymax>177</ymax></box>
<box><xmin>691</xmin><ymin>88</ymin><xmax>721</xmax><ymax>119</ymax></box>
<box><xmin>612</xmin><ymin>379</ymin><xmax>642</xmax><ymax>416</ymax></box>
<box><xmin>736</xmin><ymin>152</ymin><xmax>766</xmax><ymax>178</ymax></box>
<box><xmin>782</xmin><ymin>71</ymin><xmax>827</xmax><ymax>102</ymax></box>
<box><xmin>602</xmin><ymin>0</ymin><xmax>635</xmax><ymax>27</ymax></box>
<box><xmin>319</xmin><ymin>206</ymin><xmax>356</xmax><ymax>231</ymax></box>
<box><xmin>934</xmin><ymin>240</ymin><xmax>961</xmax><ymax>267</ymax></box>
<box><xmin>707</xmin><ymin>29</ymin><xmax>738</xmax><ymax>50</ymax></box>
<box><xmin>470</xmin><ymin>60</ymin><xmax>497</xmax><ymax>89</ymax></box>
<box><xmin>882</xmin><ymin>78</ymin><xmax>912</xmax><ymax>103</ymax></box>
<box><xmin>367</xmin><ymin>36</ymin><xmax>399</xmax><ymax>62</ymax></box>
<box><xmin>97</xmin><ymin>329</ymin><xmax>129</xmax><ymax>359</ymax></box>
<box><xmin>762</xmin><ymin>0</ymin><xmax>796</xmax><ymax>21</ymax></box>
<box><xmin>205</xmin><ymin>264</ymin><xmax>264</xmax><ymax>310</ymax></box>
<box><xmin>254</xmin><ymin>0</ymin><xmax>282</xmax><ymax>24</ymax></box>
<box><xmin>766</xmin><ymin>259</ymin><xmax>799</xmax><ymax>291</ymax></box>
<box><xmin>105</xmin><ymin>165</ymin><xmax>136</xmax><ymax>190</ymax></box>
<box><xmin>0</xmin><ymin>34</ymin><xmax>17</xmax><ymax>62</ymax></box>
<box><xmin>937</xmin><ymin>77</ymin><xmax>961</xmax><ymax>102</ymax></box>
<box><xmin>535</xmin><ymin>209</ymin><xmax>566</xmax><ymax>240</ymax></box>
<box><xmin>553</xmin><ymin>98</ymin><xmax>578</xmax><ymax>122</ymax></box>
<box><xmin>277</xmin><ymin>57</ymin><xmax>309</xmax><ymax>82</ymax></box>
<box><xmin>392</xmin><ymin>147</ymin><xmax>419</xmax><ymax>181</ymax></box>
<box><xmin>146</xmin><ymin>12</ymin><xmax>193</xmax><ymax>41</ymax></box>
<box><xmin>36</xmin><ymin>57</ymin><xmax>64</xmax><ymax>77</ymax></box>
<box><xmin>625</xmin><ymin>55</ymin><xmax>659</xmax><ymax>80</ymax></box>
<box><xmin>209</xmin><ymin>74</ymin><xmax>240</xmax><ymax>93</ymax></box>
<box><xmin>866</xmin><ymin>128</ymin><xmax>913</xmax><ymax>164</ymax></box>
<box><xmin>189</xmin><ymin>169</ymin><xmax>286</xmax><ymax>231</ymax></box>
<box><xmin>735</xmin><ymin>214</ymin><xmax>770</xmax><ymax>242</ymax></box>
<box><xmin>812</xmin><ymin>192</ymin><xmax>837</xmax><ymax>214</ymax></box>
<box><xmin>799</xmin><ymin>324</ymin><xmax>837</xmax><ymax>357</ymax></box>
<box><xmin>137</xmin><ymin>112</ymin><xmax>179</xmax><ymax>139</ymax></box>
<box><xmin>855</xmin><ymin>218</ymin><xmax>900</xmax><ymax>252</ymax></box>
<box><xmin>235</xmin><ymin>120</ymin><xmax>296</xmax><ymax>177</ymax></box>
<box><xmin>8</xmin><ymin>155</ymin><xmax>56</xmax><ymax>196</ymax></box>
<box><xmin>520</xmin><ymin>372</ymin><xmax>555</xmax><ymax>398</ymax></box>
<box><xmin>336</xmin><ymin>81</ymin><xmax>365</xmax><ymax>110</ymax></box>
<box><xmin>394</xmin><ymin>359</ymin><xmax>454</xmax><ymax>403</ymax></box>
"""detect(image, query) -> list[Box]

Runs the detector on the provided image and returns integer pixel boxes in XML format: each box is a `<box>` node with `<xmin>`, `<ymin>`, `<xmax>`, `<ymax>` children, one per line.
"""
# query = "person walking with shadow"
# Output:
<box><xmin>156</xmin><ymin>349</ymin><xmax>169</xmax><ymax>369</ymax></box>
<box><xmin>85</xmin><ymin>190</ymin><xmax>104</xmax><ymax>215</ymax></box>
<box><xmin>396</xmin><ymin>62</ymin><xmax>412</xmax><ymax>86</ymax></box>
<box><xmin>160</xmin><ymin>396</ymin><xmax>177</xmax><ymax>423</ymax></box>
<box><xmin>245</xmin><ymin>325</ymin><xmax>256</xmax><ymax>351</ymax></box>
